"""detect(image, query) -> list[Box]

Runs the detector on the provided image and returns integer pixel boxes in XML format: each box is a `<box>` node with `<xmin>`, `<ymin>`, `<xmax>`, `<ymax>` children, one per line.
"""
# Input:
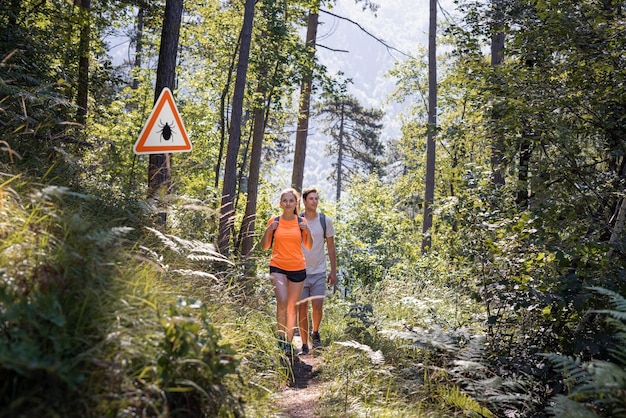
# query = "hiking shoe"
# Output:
<box><xmin>311</xmin><ymin>332</ymin><xmax>322</xmax><ymax>349</ymax></box>
<box><xmin>279</xmin><ymin>340</ymin><xmax>294</xmax><ymax>356</ymax></box>
<box><xmin>298</xmin><ymin>343</ymin><xmax>309</xmax><ymax>356</ymax></box>
<box><xmin>277</xmin><ymin>336</ymin><xmax>293</xmax><ymax>356</ymax></box>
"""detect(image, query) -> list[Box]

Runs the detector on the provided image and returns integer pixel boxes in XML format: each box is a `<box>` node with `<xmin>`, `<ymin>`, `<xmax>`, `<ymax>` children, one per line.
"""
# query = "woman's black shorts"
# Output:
<box><xmin>269</xmin><ymin>266</ymin><xmax>307</xmax><ymax>283</ymax></box>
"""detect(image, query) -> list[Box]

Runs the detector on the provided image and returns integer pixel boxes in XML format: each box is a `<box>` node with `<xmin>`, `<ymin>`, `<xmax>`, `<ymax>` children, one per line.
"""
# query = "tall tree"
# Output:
<box><xmin>316</xmin><ymin>85</ymin><xmax>384</xmax><ymax>200</ymax></box>
<box><xmin>0</xmin><ymin>0</ymin><xmax>103</xmax><ymax>174</ymax></box>
<box><xmin>291</xmin><ymin>3</ymin><xmax>320</xmax><ymax>192</ymax></box>
<box><xmin>148</xmin><ymin>0</ymin><xmax>183</xmax><ymax>225</ymax></box>
<box><xmin>240</xmin><ymin>80</ymin><xmax>267</xmax><ymax>258</ymax></box>
<box><xmin>215</xmin><ymin>40</ymin><xmax>239</xmax><ymax>190</ymax></box>
<box><xmin>291</xmin><ymin>0</ymin><xmax>380</xmax><ymax>192</ymax></box>
<box><xmin>421</xmin><ymin>0</ymin><xmax>437</xmax><ymax>252</ymax></box>
<box><xmin>218</xmin><ymin>0</ymin><xmax>255</xmax><ymax>253</ymax></box>
<box><xmin>75</xmin><ymin>0</ymin><xmax>90</xmax><ymax>126</ymax></box>
<box><xmin>131</xmin><ymin>6</ymin><xmax>145</xmax><ymax>91</ymax></box>
<box><xmin>489</xmin><ymin>0</ymin><xmax>505</xmax><ymax>186</ymax></box>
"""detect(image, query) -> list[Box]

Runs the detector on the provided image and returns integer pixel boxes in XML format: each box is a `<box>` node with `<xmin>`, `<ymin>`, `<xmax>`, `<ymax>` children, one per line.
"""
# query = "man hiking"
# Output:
<box><xmin>297</xmin><ymin>187</ymin><xmax>337</xmax><ymax>355</ymax></box>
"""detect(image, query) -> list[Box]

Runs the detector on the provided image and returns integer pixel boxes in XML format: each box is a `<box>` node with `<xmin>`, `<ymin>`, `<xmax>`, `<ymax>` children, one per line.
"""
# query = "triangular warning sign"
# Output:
<box><xmin>133</xmin><ymin>87</ymin><xmax>192</xmax><ymax>154</ymax></box>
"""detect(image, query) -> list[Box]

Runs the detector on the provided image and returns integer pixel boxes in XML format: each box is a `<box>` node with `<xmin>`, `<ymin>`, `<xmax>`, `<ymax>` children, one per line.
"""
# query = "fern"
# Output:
<box><xmin>384</xmin><ymin>324</ymin><xmax>538</xmax><ymax>415</ymax></box>
<box><xmin>382</xmin><ymin>325</ymin><xmax>459</xmax><ymax>352</ymax></box>
<box><xmin>438</xmin><ymin>385</ymin><xmax>495</xmax><ymax>418</ymax></box>
<box><xmin>590</xmin><ymin>287</ymin><xmax>626</xmax><ymax>336</ymax></box>
<box><xmin>547</xmin><ymin>395</ymin><xmax>602</xmax><ymax>418</ymax></box>
<box><xmin>335</xmin><ymin>340</ymin><xmax>385</xmax><ymax>365</ymax></box>
<box><xmin>589</xmin><ymin>287</ymin><xmax>626</xmax><ymax>314</ymax></box>
<box><xmin>89</xmin><ymin>226</ymin><xmax>135</xmax><ymax>247</ymax></box>
<box><xmin>145</xmin><ymin>226</ymin><xmax>233</xmax><ymax>264</ymax></box>
<box><xmin>452</xmin><ymin>335</ymin><xmax>539</xmax><ymax>415</ymax></box>
<box><xmin>544</xmin><ymin>287</ymin><xmax>626</xmax><ymax>417</ymax></box>
<box><xmin>541</xmin><ymin>354</ymin><xmax>590</xmax><ymax>391</ymax></box>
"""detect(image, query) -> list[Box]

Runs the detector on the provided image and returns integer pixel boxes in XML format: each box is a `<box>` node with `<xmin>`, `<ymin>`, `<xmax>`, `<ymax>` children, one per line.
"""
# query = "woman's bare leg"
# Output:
<box><xmin>286</xmin><ymin>280</ymin><xmax>305</xmax><ymax>342</ymax></box>
<box><xmin>271</xmin><ymin>273</ymin><xmax>288</xmax><ymax>338</ymax></box>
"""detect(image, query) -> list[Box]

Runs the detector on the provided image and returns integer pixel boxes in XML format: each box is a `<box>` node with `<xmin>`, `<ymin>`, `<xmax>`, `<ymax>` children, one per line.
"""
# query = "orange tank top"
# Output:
<box><xmin>267</xmin><ymin>216</ymin><xmax>308</xmax><ymax>271</ymax></box>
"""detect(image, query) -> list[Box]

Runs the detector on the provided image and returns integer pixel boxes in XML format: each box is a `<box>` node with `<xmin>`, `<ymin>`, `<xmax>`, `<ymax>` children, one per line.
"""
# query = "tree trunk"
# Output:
<box><xmin>75</xmin><ymin>0</ymin><xmax>90</xmax><ymax>126</ymax></box>
<box><xmin>422</xmin><ymin>0</ymin><xmax>437</xmax><ymax>252</ymax></box>
<box><xmin>131</xmin><ymin>7</ymin><xmax>144</xmax><ymax>90</ymax></box>
<box><xmin>608</xmin><ymin>195</ymin><xmax>626</xmax><ymax>258</ymax></box>
<box><xmin>148</xmin><ymin>0</ymin><xmax>183</xmax><ymax>225</ymax></box>
<box><xmin>291</xmin><ymin>6</ymin><xmax>319</xmax><ymax>192</ymax></box>
<box><xmin>240</xmin><ymin>85</ymin><xmax>267</xmax><ymax>258</ymax></box>
<box><xmin>516</xmin><ymin>136</ymin><xmax>531</xmax><ymax>207</ymax></box>
<box><xmin>336</xmin><ymin>104</ymin><xmax>345</xmax><ymax>201</ymax></box>
<box><xmin>215</xmin><ymin>44</ymin><xmax>238</xmax><ymax>189</ymax></box>
<box><xmin>490</xmin><ymin>0</ymin><xmax>505</xmax><ymax>186</ymax></box>
<box><xmin>218</xmin><ymin>0</ymin><xmax>255</xmax><ymax>253</ymax></box>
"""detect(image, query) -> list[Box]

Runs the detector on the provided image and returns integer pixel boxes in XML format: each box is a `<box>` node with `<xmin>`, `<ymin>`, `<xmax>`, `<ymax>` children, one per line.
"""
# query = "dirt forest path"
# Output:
<box><xmin>274</xmin><ymin>335</ymin><xmax>326</xmax><ymax>418</ymax></box>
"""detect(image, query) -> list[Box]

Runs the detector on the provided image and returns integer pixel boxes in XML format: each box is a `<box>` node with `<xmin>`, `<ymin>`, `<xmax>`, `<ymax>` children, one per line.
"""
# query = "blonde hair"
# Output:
<box><xmin>280</xmin><ymin>188</ymin><xmax>300</xmax><ymax>214</ymax></box>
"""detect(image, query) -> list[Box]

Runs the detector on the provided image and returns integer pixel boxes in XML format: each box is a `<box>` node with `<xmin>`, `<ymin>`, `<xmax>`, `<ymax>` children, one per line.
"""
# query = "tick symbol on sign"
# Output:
<box><xmin>158</xmin><ymin>120</ymin><xmax>176</xmax><ymax>142</ymax></box>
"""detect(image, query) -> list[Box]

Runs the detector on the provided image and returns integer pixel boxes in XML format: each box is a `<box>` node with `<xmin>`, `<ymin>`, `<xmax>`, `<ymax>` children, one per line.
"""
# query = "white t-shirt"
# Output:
<box><xmin>302</xmin><ymin>213</ymin><xmax>334</xmax><ymax>275</ymax></box>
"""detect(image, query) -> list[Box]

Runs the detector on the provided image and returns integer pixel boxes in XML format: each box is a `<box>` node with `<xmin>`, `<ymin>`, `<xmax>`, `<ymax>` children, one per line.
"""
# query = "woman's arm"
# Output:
<box><xmin>299</xmin><ymin>218</ymin><xmax>314</xmax><ymax>250</ymax></box>
<box><xmin>260</xmin><ymin>218</ymin><xmax>279</xmax><ymax>250</ymax></box>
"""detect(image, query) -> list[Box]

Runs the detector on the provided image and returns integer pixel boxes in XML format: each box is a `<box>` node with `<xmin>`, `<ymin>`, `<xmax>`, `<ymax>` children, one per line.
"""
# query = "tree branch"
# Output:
<box><xmin>317</xmin><ymin>44</ymin><xmax>350</xmax><ymax>54</ymax></box>
<box><xmin>320</xmin><ymin>8</ymin><xmax>414</xmax><ymax>60</ymax></box>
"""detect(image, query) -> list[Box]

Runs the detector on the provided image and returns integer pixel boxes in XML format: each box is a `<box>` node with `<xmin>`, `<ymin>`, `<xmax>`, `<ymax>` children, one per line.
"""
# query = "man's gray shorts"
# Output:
<box><xmin>301</xmin><ymin>272</ymin><xmax>326</xmax><ymax>299</ymax></box>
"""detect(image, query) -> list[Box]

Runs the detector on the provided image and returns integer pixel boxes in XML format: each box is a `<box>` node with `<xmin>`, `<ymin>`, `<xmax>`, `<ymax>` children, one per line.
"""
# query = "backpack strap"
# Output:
<box><xmin>270</xmin><ymin>216</ymin><xmax>280</xmax><ymax>247</ymax></box>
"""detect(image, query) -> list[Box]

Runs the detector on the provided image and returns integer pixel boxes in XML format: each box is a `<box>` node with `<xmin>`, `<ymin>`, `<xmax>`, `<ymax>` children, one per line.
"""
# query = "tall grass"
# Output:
<box><xmin>0</xmin><ymin>174</ymin><xmax>249</xmax><ymax>417</ymax></box>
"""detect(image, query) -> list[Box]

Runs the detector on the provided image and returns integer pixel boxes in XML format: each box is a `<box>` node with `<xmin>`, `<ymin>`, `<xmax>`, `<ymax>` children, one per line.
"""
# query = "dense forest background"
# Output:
<box><xmin>1</xmin><ymin>0</ymin><xmax>625</xmax><ymax>417</ymax></box>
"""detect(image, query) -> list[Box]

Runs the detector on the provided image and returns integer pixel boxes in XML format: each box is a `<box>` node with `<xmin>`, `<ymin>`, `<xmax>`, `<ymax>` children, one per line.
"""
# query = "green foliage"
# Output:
<box><xmin>429</xmin><ymin>156</ymin><xmax>626</xmax><ymax>416</ymax></box>
<box><xmin>429</xmin><ymin>4</ymin><xmax>626</xmax><ymax>396</ymax></box>
<box><xmin>344</xmin><ymin>302</ymin><xmax>379</xmax><ymax>346</ymax></box>
<box><xmin>335</xmin><ymin>176</ymin><xmax>423</xmax><ymax>291</ymax></box>
<box><xmin>315</xmin><ymin>275</ymin><xmax>518</xmax><ymax>417</ymax></box>
<box><xmin>0</xmin><ymin>182</ymin><xmax>134</xmax><ymax>416</ymax></box>
<box><xmin>99</xmin><ymin>296</ymin><xmax>243</xmax><ymax>417</ymax></box>
<box><xmin>2</xmin><ymin>0</ymin><xmax>626</xmax><ymax>416</ymax></box>
<box><xmin>437</xmin><ymin>385</ymin><xmax>495</xmax><ymax>418</ymax></box>
<box><xmin>81</xmin><ymin>80</ymin><xmax>156</xmax><ymax>197</ymax></box>
<box><xmin>0</xmin><ymin>0</ymin><xmax>131</xmax><ymax>183</ymax></box>
<box><xmin>0</xmin><ymin>176</ymin><xmax>247</xmax><ymax>417</ymax></box>
<box><xmin>543</xmin><ymin>287</ymin><xmax>626</xmax><ymax>418</ymax></box>
<box><xmin>372</xmin><ymin>278</ymin><xmax>541</xmax><ymax>416</ymax></box>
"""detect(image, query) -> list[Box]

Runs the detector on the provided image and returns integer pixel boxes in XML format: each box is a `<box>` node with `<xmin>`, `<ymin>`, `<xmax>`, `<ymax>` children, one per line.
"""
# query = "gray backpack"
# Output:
<box><xmin>301</xmin><ymin>212</ymin><xmax>327</xmax><ymax>241</ymax></box>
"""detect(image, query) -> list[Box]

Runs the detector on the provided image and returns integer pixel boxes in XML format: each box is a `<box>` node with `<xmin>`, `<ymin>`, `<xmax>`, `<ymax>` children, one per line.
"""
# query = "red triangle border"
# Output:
<box><xmin>133</xmin><ymin>88</ymin><xmax>192</xmax><ymax>154</ymax></box>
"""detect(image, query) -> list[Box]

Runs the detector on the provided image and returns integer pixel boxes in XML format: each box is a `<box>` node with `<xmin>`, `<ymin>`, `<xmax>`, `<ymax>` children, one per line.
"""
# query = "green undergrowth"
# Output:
<box><xmin>542</xmin><ymin>287</ymin><xmax>626</xmax><ymax>417</ymax></box>
<box><xmin>0</xmin><ymin>170</ymin><xmax>527</xmax><ymax>417</ymax></box>
<box><xmin>309</xmin><ymin>280</ymin><xmax>538</xmax><ymax>417</ymax></box>
<box><xmin>0</xmin><ymin>173</ymin><xmax>283</xmax><ymax>417</ymax></box>
<box><xmin>4</xmin><ymin>170</ymin><xmax>624</xmax><ymax>417</ymax></box>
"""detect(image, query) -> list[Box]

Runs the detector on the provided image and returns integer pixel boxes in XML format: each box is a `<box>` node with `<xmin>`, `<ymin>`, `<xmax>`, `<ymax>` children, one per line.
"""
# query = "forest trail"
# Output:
<box><xmin>274</xmin><ymin>335</ymin><xmax>326</xmax><ymax>418</ymax></box>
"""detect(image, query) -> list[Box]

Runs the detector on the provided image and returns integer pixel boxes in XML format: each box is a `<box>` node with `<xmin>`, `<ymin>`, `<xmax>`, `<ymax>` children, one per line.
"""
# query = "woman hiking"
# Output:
<box><xmin>261</xmin><ymin>188</ymin><xmax>313</xmax><ymax>355</ymax></box>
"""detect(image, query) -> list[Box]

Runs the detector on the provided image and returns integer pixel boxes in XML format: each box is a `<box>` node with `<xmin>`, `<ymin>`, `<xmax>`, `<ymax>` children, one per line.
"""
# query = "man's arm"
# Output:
<box><xmin>326</xmin><ymin>235</ymin><xmax>337</xmax><ymax>285</ymax></box>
